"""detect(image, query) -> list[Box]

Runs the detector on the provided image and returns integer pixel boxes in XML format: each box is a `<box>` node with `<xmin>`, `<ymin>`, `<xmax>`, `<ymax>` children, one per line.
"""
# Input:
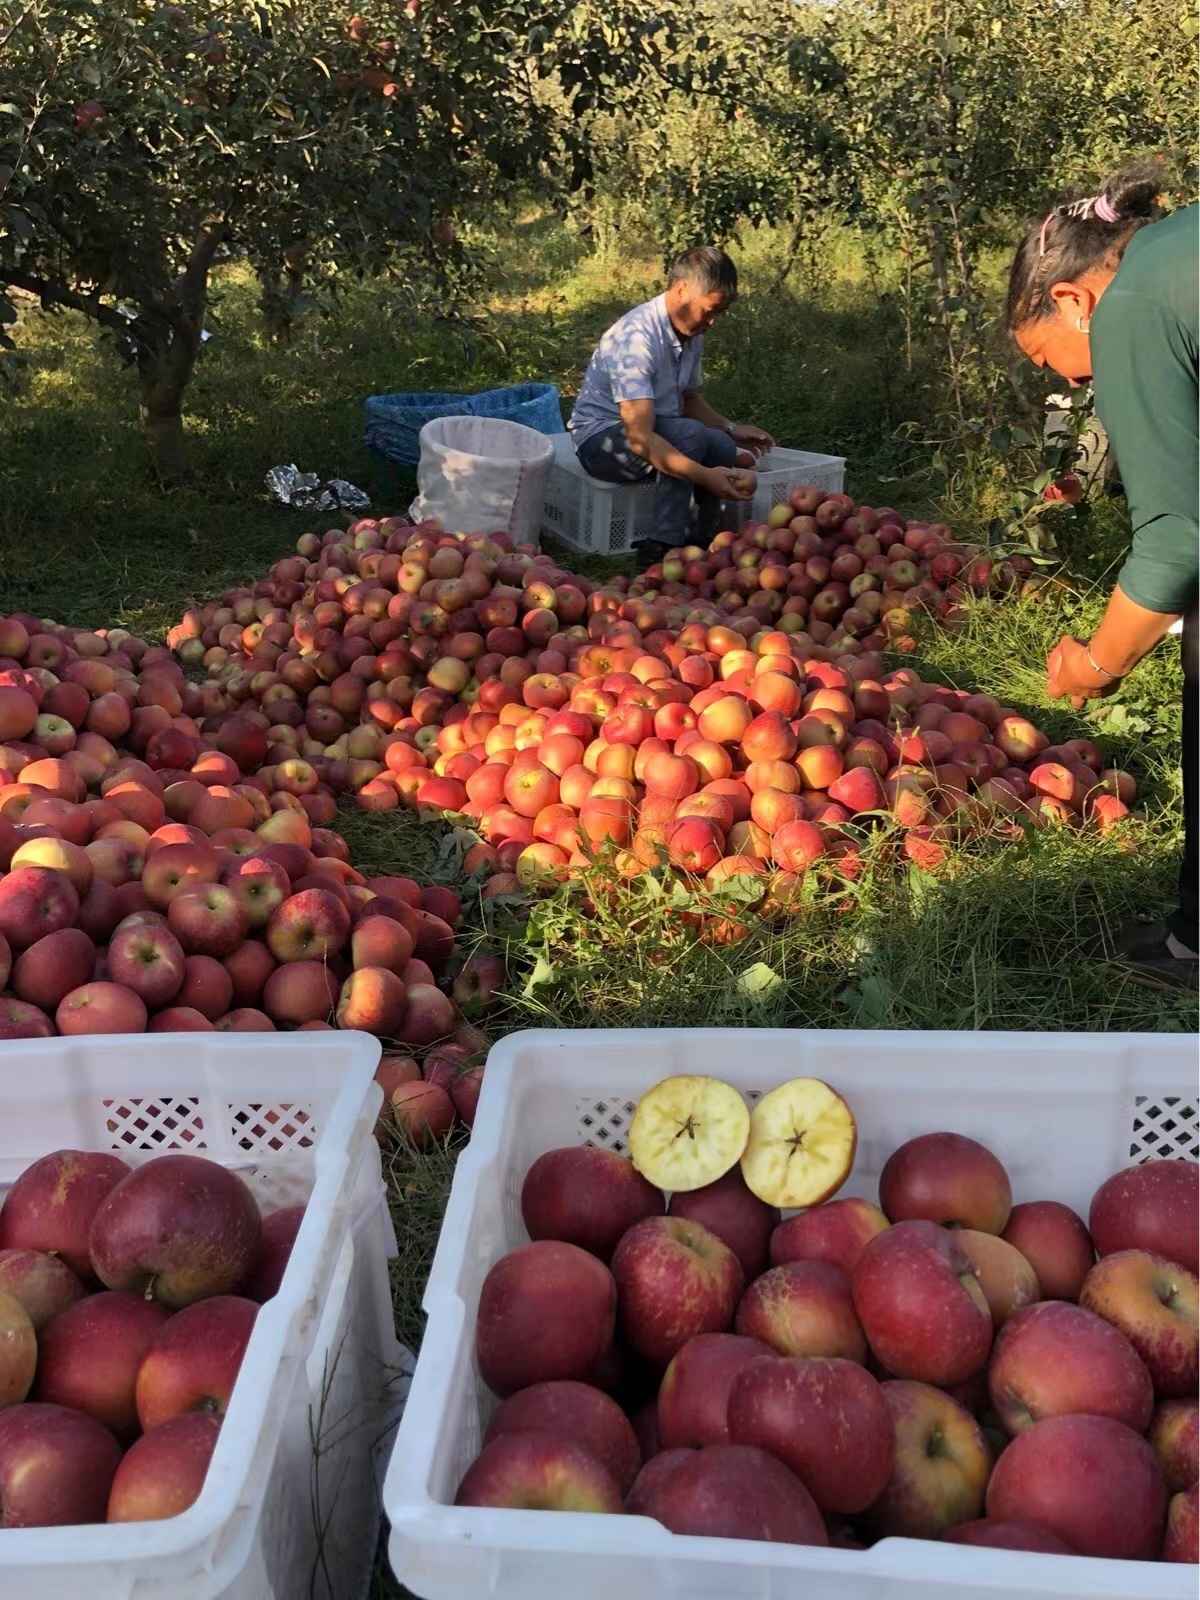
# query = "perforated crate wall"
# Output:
<box><xmin>541</xmin><ymin>464</ymin><xmax>657</xmax><ymax>555</ymax></box>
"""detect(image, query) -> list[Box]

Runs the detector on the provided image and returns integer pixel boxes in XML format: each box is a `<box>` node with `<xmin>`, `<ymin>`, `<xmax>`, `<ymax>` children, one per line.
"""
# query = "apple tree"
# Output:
<box><xmin>0</xmin><ymin>0</ymin><xmax>716</xmax><ymax>479</ymax></box>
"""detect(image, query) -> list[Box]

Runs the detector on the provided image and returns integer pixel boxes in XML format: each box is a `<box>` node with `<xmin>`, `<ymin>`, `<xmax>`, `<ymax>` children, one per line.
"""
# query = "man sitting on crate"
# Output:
<box><xmin>567</xmin><ymin>246</ymin><xmax>774</xmax><ymax>568</ymax></box>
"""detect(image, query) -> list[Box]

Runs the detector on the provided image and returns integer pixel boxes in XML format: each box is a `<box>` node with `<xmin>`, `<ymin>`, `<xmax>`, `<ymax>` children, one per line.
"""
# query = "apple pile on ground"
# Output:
<box><xmin>162</xmin><ymin>511</ymin><xmax>1136</xmax><ymax>915</ymax></box>
<box><xmin>0</xmin><ymin>1148</ymin><xmax>305</xmax><ymax>1526</ymax></box>
<box><xmin>453</xmin><ymin>1073</ymin><xmax>1199</xmax><ymax>1565</ymax></box>
<box><xmin>640</xmin><ymin>487</ymin><xmax>1049</xmax><ymax>653</ymax></box>
<box><xmin>0</xmin><ymin>608</ymin><xmax>499</xmax><ymax>1124</ymax></box>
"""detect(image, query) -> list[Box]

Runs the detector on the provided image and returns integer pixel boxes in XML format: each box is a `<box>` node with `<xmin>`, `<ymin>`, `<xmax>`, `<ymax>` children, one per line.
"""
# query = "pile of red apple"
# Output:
<box><xmin>0</xmin><ymin>1146</ymin><xmax>303</xmax><ymax>1527</ymax></box>
<box><xmin>0</xmin><ymin>613</ymin><xmax>508</xmax><ymax>1125</ymax></box>
<box><xmin>634</xmin><ymin>486</ymin><xmax>1047</xmax><ymax>651</ymax></box>
<box><xmin>455</xmin><ymin>1071</ymin><xmax>1198</xmax><ymax>1567</ymax></box>
<box><xmin>161</xmin><ymin>510</ymin><xmax>1135</xmax><ymax>913</ymax></box>
<box><xmin>0</xmin><ymin>484</ymin><xmax>1137</xmax><ymax>1050</ymax></box>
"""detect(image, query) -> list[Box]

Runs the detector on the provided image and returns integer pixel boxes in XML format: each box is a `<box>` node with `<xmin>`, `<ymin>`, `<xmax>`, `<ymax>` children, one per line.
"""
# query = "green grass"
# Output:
<box><xmin>1</xmin><ymin>214</ymin><xmax>1194</xmax><ymax>1599</ymax></box>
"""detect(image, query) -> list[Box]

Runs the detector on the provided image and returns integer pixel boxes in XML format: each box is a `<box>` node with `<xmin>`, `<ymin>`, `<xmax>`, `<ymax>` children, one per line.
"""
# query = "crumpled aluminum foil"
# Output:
<box><xmin>265</xmin><ymin>464</ymin><xmax>370</xmax><ymax>511</ymax></box>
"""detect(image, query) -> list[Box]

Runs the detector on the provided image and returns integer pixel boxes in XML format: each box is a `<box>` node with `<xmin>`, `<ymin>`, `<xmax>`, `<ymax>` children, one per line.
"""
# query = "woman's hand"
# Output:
<box><xmin>1045</xmin><ymin>636</ymin><xmax>1121</xmax><ymax>709</ymax></box>
<box><xmin>1046</xmin><ymin>588</ymin><xmax>1180</xmax><ymax>709</ymax></box>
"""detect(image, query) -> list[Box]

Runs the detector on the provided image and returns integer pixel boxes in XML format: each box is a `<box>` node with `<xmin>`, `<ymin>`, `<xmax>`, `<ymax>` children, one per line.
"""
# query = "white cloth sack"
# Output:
<box><xmin>409</xmin><ymin>415</ymin><xmax>555</xmax><ymax>544</ymax></box>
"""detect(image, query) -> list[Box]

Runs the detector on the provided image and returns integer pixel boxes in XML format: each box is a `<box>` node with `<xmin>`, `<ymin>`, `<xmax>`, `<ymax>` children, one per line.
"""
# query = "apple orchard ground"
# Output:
<box><xmin>0</xmin><ymin>237</ymin><xmax>1194</xmax><ymax>1600</ymax></box>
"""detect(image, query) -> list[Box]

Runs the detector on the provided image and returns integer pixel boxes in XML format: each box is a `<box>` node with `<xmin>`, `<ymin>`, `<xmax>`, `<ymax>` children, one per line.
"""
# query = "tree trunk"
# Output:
<box><xmin>132</xmin><ymin>216</ymin><xmax>227</xmax><ymax>481</ymax></box>
<box><xmin>257</xmin><ymin>258</ymin><xmax>306</xmax><ymax>343</ymax></box>
<box><xmin>138</xmin><ymin>368</ymin><xmax>189</xmax><ymax>484</ymax></box>
<box><xmin>136</xmin><ymin>319</ymin><xmax>202</xmax><ymax>483</ymax></box>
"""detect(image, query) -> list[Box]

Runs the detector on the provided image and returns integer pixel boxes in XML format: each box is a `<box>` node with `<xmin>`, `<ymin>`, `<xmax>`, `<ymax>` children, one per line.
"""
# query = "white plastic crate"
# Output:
<box><xmin>541</xmin><ymin>436</ymin><xmax>847</xmax><ymax>555</ymax></box>
<box><xmin>540</xmin><ymin>433</ymin><xmax>657</xmax><ymax>555</ymax></box>
<box><xmin>731</xmin><ymin>444</ymin><xmax>847</xmax><ymax>528</ymax></box>
<box><xmin>385</xmin><ymin>1028</ymin><xmax>1198</xmax><ymax>1600</ymax></box>
<box><xmin>0</xmin><ymin>1032</ymin><xmax>408</xmax><ymax>1600</ymax></box>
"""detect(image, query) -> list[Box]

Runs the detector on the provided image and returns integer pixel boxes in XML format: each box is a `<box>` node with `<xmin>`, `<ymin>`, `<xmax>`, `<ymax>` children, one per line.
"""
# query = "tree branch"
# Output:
<box><xmin>0</xmin><ymin>266</ymin><xmax>138</xmax><ymax>336</ymax></box>
<box><xmin>177</xmin><ymin>214</ymin><xmax>229</xmax><ymax>318</ymax></box>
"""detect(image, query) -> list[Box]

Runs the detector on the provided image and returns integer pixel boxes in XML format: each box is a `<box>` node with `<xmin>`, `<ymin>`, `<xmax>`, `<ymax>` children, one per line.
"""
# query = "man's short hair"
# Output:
<box><xmin>667</xmin><ymin>245</ymin><xmax>737</xmax><ymax>299</ymax></box>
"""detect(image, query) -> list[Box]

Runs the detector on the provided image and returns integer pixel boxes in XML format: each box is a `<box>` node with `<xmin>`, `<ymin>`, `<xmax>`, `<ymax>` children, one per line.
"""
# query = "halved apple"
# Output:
<box><xmin>628</xmin><ymin>1075</ymin><xmax>750</xmax><ymax>1193</ymax></box>
<box><xmin>740</xmin><ymin>1078</ymin><xmax>856</xmax><ymax>1209</ymax></box>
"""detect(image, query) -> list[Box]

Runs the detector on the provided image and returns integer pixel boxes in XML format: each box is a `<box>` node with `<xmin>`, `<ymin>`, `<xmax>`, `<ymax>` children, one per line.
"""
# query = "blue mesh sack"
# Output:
<box><xmin>363</xmin><ymin>382</ymin><xmax>562</xmax><ymax>468</ymax></box>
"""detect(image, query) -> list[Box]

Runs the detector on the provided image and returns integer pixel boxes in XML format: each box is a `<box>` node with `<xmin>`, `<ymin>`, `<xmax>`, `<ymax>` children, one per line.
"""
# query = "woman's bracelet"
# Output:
<box><xmin>1083</xmin><ymin>639</ymin><xmax>1121</xmax><ymax>681</ymax></box>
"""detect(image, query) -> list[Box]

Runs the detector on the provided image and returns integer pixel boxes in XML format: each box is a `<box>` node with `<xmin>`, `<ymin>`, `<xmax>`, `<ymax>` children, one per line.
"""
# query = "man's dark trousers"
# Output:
<box><xmin>575</xmin><ymin>416</ymin><xmax>738</xmax><ymax>556</ymax></box>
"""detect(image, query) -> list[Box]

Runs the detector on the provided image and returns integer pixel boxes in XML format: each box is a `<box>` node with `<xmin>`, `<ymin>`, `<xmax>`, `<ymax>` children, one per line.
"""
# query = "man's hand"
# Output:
<box><xmin>729</xmin><ymin>423</ymin><xmax>775</xmax><ymax>457</ymax></box>
<box><xmin>705</xmin><ymin>466</ymin><xmax>758</xmax><ymax>501</ymax></box>
<box><xmin>1046</xmin><ymin>636</ymin><xmax>1122</xmax><ymax>710</ymax></box>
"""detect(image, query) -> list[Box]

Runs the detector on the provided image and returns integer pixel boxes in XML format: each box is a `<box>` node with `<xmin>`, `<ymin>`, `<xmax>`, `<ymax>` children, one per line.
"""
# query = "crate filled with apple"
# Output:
<box><xmin>385</xmin><ymin>1030</ymin><xmax>1198</xmax><ymax>1598</ymax></box>
<box><xmin>0</xmin><ymin>1147</ymin><xmax>295</xmax><ymax>1526</ymax></box>
<box><xmin>0</xmin><ymin>1030</ymin><xmax>400</xmax><ymax>1600</ymax></box>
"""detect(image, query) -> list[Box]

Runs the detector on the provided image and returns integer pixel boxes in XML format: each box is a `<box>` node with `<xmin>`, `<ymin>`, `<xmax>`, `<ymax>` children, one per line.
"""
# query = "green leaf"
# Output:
<box><xmin>522</xmin><ymin>953</ymin><xmax>555</xmax><ymax>997</ymax></box>
<box><xmin>735</xmin><ymin>962</ymin><xmax>783</xmax><ymax>1002</ymax></box>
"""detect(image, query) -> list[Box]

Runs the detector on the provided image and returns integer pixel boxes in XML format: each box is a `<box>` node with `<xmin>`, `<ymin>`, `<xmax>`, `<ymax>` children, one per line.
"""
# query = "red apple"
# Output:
<box><xmin>667</xmin><ymin>1168</ymin><xmax>778</xmax><ymax>1281</ymax></box>
<box><xmin>735</xmin><ymin>1260</ymin><xmax>866</xmax><ymax>1361</ymax></box>
<box><xmin>261</xmin><ymin>959</ymin><xmax>339</xmax><ymax>1026</ymax></box>
<box><xmin>611</xmin><ymin>1217</ymin><xmax>743</xmax><ymax>1367</ymax></box>
<box><xmin>857</xmin><ymin>1378</ymin><xmax>991</xmax><ymax>1540</ymax></box>
<box><xmin>34</xmin><ymin>1290</ymin><xmax>170</xmax><ymax>1440</ymax></box>
<box><xmin>1001</xmin><ymin>1200</ymin><xmax>1095</xmax><ymax>1301</ymax></box>
<box><xmin>454</xmin><ymin>1431</ymin><xmax>622</xmax><ymax>1512</ymax></box>
<box><xmin>985</xmin><ymin>1413</ymin><xmax>1167</xmax><ymax>1560</ymax></box>
<box><xmin>957</xmin><ymin>1229</ymin><xmax>1040</xmax><ymax>1326</ymax></box>
<box><xmin>851</xmin><ymin>1219</ymin><xmax>993</xmax><ymax>1384</ymax></box>
<box><xmin>0</xmin><ymin>1249</ymin><xmax>85</xmax><ymax>1330</ymax></box>
<box><xmin>1164</xmin><ymin>1482</ymin><xmax>1199</xmax><ymax>1562</ymax></box>
<box><xmin>475</xmin><ymin>1240</ymin><xmax>617</xmax><ymax>1397</ymax></box>
<box><xmin>106</xmin><ymin>922</ymin><xmax>187</xmax><ymax>1007</ymax></box>
<box><xmin>0</xmin><ymin>1149</ymin><xmax>131</xmax><ymax>1282</ymax></box>
<box><xmin>89</xmin><ymin>1153</ymin><xmax>262</xmax><ymax>1309</ymax></box>
<box><xmin>336</xmin><ymin>965</ymin><xmax>407</xmax><ymax>1036</ymax></box>
<box><xmin>629</xmin><ymin>1441</ymin><xmax>827</xmax><ymax>1545</ymax></box>
<box><xmin>484</xmin><ymin>1379</ymin><xmax>640</xmax><ymax>1493</ymax></box>
<box><xmin>520</xmin><ymin>1146</ymin><xmax>663</xmax><ymax>1263</ymax></box>
<box><xmin>944</xmin><ymin>1518</ymin><xmax>1077</xmax><ymax>1554</ymax></box>
<box><xmin>769</xmin><ymin>1197</ymin><xmax>889</xmax><ymax>1275</ymax></box>
<box><xmin>879</xmin><ymin>1131</ymin><xmax>1011</xmax><ymax>1234</ymax></box>
<box><xmin>1149</xmin><ymin>1398</ymin><xmax>1200</xmax><ymax>1492</ymax></box>
<box><xmin>0</xmin><ymin>864</ymin><xmax>79</xmax><ymax>949</ymax></box>
<box><xmin>167</xmin><ymin>881</ymin><xmax>249</xmax><ymax>956</ymax></box>
<box><xmin>239</xmin><ymin>1205</ymin><xmax>305</xmax><ymax>1303</ymax></box>
<box><xmin>728</xmin><ymin>1354</ymin><xmax>894</xmax><ymax>1515</ymax></box>
<box><xmin>388</xmin><ymin>1080</ymin><xmax>455</xmax><ymax>1147</ymax></box>
<box><xmin>1079</xmin><ymin>1248</ymin><xmax>1199</xmax><ymax>1398</ymax></box>
<box><xmin>1089</xmin><ymin>1159</ymin><xmax>1198</xmax><ymax>1275</ymax></box>
<box><xmin>57</xmin><ymin>980</ymin><xmax>148</xmax><ymax>1035</ymax></box>
<box><xmin>106</xmin><ymin>1412</ymin><xmax>222</xmax><ymax>1523</ymax></box>
<box><xmin>987</xmin><ymin>1300</ymin><xmax>1154</xmax><ymax>1434</ymax></box>
<box><xmin>657</xmin><ymin>1332</ymin><xmax>775</xmax><ymax>1450</ymax></box>
<box><xmin>0</xmin><ymin>1402</ymin><xmax>122</xmax><ymax>1526</ymax></box>
<box><xmin>135</xmin><ymin>1294</ymin><xmax>258</xmax><ymax>1429</ymax></box>
<box><xmin>10</xmin><ymin>926</ymin><xmax>95</xmax><ymax>1012</ymax></box>
<box><xmin>396</xmin><ymin>982</ymin><xmax>456</xmax><ymax>1048</ymax></box>
<box><xmin>266</xmin><ymin>887</ymin><xmax>351</xmax><ymax>963</ymax></box>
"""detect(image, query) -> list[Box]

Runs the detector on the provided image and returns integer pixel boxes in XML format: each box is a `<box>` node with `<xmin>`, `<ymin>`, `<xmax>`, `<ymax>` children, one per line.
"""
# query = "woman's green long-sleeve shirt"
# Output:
<box><xmin>1090</xmin><ymin>203</ymin><xmax>1198</xmax><ymax>616</ymax></box>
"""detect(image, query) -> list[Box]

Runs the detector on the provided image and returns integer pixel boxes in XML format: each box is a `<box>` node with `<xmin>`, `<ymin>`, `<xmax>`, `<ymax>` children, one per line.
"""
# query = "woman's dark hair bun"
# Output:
<box><xmin>1100</xmin><ymin>162</ymin><xmax>1163</xmax><ymax>223</ymax></box>
<box><xmin>1006</xmin><ymin>157</ymin><xmax>1166</xmax><ymax>330</ymax></box>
